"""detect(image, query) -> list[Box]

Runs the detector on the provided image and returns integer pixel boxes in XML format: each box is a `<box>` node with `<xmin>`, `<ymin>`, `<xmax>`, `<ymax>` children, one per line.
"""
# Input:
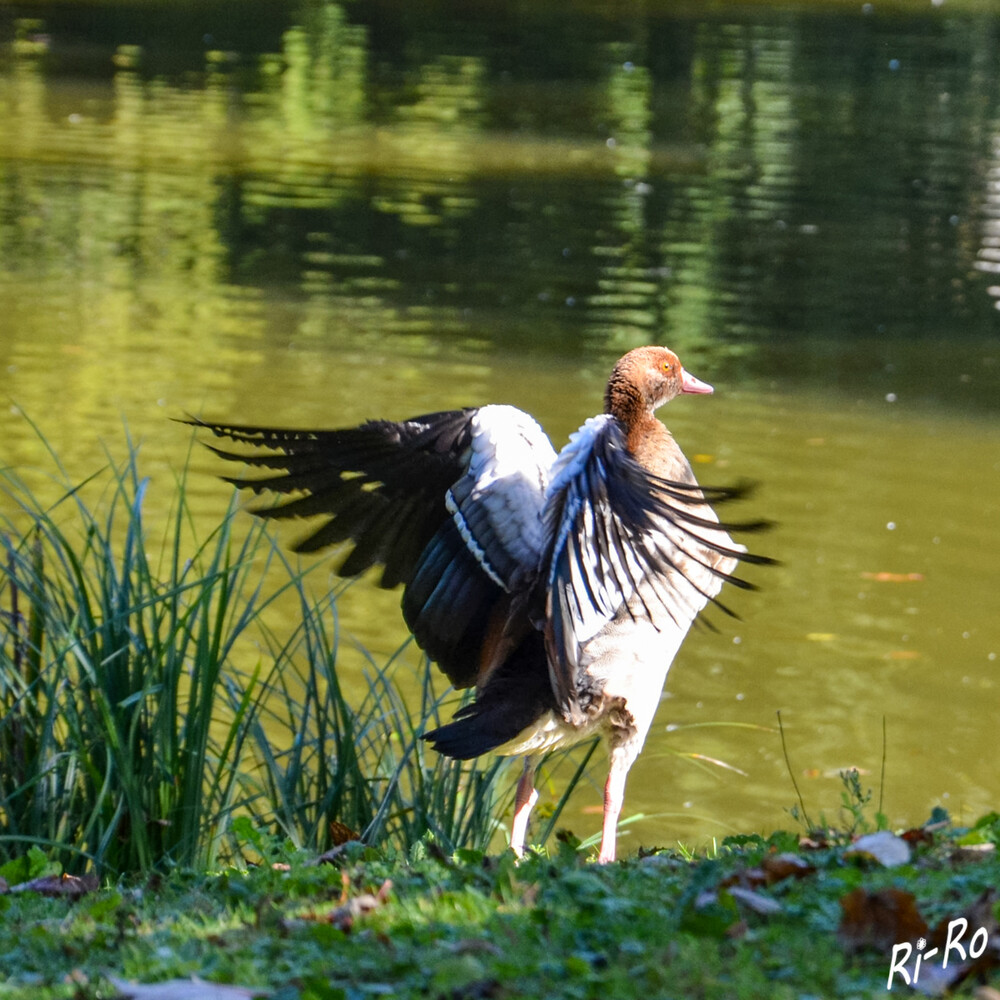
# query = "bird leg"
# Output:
<box><xmin>597</xmin><ymin>746</ymin><xmax>634</xmax><ymax>863</ymax></box>
<box><xmin>510</xmin><ymin>756</ymin><xmax>538</xmax><ymax>857</ymax></box>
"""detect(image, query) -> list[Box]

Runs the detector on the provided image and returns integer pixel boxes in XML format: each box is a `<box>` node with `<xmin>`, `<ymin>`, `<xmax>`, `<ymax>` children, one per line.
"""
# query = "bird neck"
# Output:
<box><xmin>603</xmin><ymin>372</ymin><xmax>649</xmax><ymax>430</ymax></box>
<box><xmin>605</xmin><ymin>396</ymin><xmax>665</xmax><ymax>468</ymax></box>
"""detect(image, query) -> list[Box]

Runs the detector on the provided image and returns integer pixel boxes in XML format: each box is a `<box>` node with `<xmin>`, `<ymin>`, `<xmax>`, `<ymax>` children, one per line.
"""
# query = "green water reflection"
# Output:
<box><xmin>1</xmin><ymin>0</ymin><xmax>998</xmax><ymax>849</ymax></box>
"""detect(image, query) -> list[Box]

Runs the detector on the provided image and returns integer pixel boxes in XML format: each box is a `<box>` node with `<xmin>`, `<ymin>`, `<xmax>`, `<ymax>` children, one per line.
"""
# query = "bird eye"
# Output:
<box><xmin>661</xmin><ymin>362</ymin><xmax>672</xmax><ymax>373</ymax></box>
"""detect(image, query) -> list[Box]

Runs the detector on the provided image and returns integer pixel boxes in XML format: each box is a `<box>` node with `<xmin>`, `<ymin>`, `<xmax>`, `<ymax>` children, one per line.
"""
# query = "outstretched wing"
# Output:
<box><xmin>186</xmin><ymin>405</ymin><xmax>557</xmax><ymax>688</ymax></box>
<box><xmin>186</xmin><ymin>410</ymin><xmax>476</xmax><ymax>586</ymax></box>
<box><xmin>541</xmin><ymin>414</ymin><xmax>772</xmax><ymax>723</ymax></box>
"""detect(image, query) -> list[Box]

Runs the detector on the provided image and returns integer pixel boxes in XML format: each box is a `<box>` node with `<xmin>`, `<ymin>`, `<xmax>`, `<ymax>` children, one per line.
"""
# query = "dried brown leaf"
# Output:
<box><xmin>901</xmin><ymin>826</ymin><xmax>935</xmax><ymax>846</ymax></box>
<box><xmin>10</xmin><ymin>872</ymin><xmax>98</xmax><ymax>899</ymax></box>
<box><xmin>328</xmin><ymin>820</ymin><xmax>360</xmax><ymax>846</ymax></box>
<box><xmin>723</xmin><ymin>852</ymin><xmax>814</xmax><ymax>890</ymax></box>
<box><xmin>838</xmin><ymin>887</ymin><xmax>928</xmax><ymax>955</ymax></box>
<box><xmin>761</xmin><ymin>852</ymin><xmax>815</xmax><ymax>884</ymax></box>
<box><xmin>287</xmin><ymin>878</ymin><xmax>393</xmax><ymax>933</ymax></box>
<box><xmin>798</xmin><ymin>834</ymin><xmax>832</xmax><ymax>850</ymax></box>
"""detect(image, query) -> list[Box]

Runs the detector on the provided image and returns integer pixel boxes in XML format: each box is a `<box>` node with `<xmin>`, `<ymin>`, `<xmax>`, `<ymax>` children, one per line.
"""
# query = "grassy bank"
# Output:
<box><xmin>2</xmin><ymin>814</ymin><xmax>999</xmax><ymax>1000</ymax></box>
<box><xmin>0</xmin><ymin>430</ymin><xmax>563</xmax><ymax>874</ymax></box>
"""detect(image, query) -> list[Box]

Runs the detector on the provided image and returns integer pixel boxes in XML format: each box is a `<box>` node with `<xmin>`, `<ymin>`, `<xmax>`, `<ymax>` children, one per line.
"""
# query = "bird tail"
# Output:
<box><xmin>422</xmin><ymin>705</ymin><xmax>506</xmax><ymax>761</ymax></box>
<box><xmin>422</xmin><ymin>632</ymin><xmax>555</xmax><ymax>760</ymax></box>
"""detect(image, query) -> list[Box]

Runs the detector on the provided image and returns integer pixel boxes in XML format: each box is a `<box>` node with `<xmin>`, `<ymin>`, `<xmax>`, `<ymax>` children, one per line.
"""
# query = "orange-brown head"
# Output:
<box><xmin>603</xmin><ymin>346</ymin><xmax>713</xmax><ymax>427</ymax></box>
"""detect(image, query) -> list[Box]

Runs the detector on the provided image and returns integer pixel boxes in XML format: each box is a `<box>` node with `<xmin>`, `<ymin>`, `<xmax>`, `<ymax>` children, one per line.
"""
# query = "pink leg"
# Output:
<box><xmin>510</xmin><ymin>757</ymin><xmax>538</xmax><ymax>857</ymax></box>
<box><xmin>598</xmin><ymin>750</ymin><xmax>631</xmax><ymax>863</ymax></box>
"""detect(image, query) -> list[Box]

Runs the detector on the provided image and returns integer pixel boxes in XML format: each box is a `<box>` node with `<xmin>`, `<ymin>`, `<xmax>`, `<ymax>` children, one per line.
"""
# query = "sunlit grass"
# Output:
<box><xmin>0</xmin><ymin>426</ymin><xmax>589</xmax><ymax>875</ymax></box>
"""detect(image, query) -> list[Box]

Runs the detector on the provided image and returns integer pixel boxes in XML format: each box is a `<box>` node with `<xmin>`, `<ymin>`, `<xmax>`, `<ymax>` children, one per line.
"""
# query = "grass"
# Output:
<box><xmin>0</xmin><ymin>427</ymin><xmax>589</xmax><ymax>876</ymax></box>
<box><xmin>2</xmin><ymin>813</ymin><xmax>999</xmax><ymax>1000</ymax></box>
<box><xmin>0</xmin><ymin>431</ymin><xmax>266</xmax><ymax>874</ymax></box>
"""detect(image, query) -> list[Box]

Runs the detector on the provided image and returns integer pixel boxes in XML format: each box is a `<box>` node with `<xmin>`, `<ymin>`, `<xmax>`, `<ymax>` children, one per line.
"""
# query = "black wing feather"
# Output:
<box><xmin>183</xmin><ymin>411</ymin><xmax>477</xmax><ymax>583</ymax></box>
<box><xmin>422</xmin><ymin>631</ymin><xmax>557</xmax><ymax>759</ymax></box>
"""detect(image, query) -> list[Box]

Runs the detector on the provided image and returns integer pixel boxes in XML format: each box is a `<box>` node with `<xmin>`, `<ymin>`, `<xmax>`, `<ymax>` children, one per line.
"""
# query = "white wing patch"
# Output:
<box><xmin>445</xmin><ymin>404</ymin><xmax>557</xmax><ymax>590</ymax></box>
<box><xmin>547</xmin><ymin>414</ymin><xmax>614</xmax><ymax>497</ymax></box>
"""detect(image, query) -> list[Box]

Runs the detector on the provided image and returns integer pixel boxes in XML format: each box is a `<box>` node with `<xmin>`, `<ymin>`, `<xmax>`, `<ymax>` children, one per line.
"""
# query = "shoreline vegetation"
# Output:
<box><xmin>2</xmin><ymin>814</ymin><xmax>999</xmax><ymax>999</ymax></box>
<box><xmin>0</xmin><ymin>427</ymin><xmax>589</xmax><ymax>876</ymax></box>
<box><xmin>2</xmin><ymin>434</ymin><xmax>998</xmax><ymax>998</ymax></box>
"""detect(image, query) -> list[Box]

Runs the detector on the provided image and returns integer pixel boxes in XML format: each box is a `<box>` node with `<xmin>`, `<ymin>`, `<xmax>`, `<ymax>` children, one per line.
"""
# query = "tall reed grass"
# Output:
<box><xmin>0</xmin><ymin>429</ymin><xmax>589</xmax><ymax>875</ymax></box>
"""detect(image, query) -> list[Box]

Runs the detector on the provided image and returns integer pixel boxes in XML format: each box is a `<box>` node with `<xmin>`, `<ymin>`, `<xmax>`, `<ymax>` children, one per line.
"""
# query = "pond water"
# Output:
<box><xmin>1</xmin><ymin>0</ymin><xmax>998</xmax><ymax>850</ymax></box>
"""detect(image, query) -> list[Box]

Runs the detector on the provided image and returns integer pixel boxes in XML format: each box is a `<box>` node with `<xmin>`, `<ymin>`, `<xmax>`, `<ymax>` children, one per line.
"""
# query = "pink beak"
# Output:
<box><xmin>680</xmin><ymin>368</ymin><xmax>714</xmax><ymax>394</ymax></box>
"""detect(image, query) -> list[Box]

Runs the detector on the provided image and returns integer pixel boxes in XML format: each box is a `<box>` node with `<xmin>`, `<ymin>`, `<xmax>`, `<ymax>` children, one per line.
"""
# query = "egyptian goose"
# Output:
<box><xmin>189</xmin><ymin>346</ymin><xmax>770</xmax><ymax>862</ymax></box>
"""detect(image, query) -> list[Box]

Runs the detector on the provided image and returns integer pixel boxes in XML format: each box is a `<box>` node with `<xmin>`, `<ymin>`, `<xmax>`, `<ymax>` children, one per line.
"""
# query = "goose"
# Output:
<box><xmin>188</xmin><ymin>346</ymin><xmax>771</xmax><ymax>861</ymax></box>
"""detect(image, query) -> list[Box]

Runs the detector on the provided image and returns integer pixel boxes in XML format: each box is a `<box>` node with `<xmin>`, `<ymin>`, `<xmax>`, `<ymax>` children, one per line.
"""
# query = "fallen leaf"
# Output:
<box><xmin>901</xmin><ymin>829</ymin><xmax>931</xmax><ymax>847</ymax></box>
<box><xmin>724</xmin><ymin>852</ymin><xmax>815</xmax><ymax>890</ymax></box>
<box><xmin>326</xmin><ymin>892</ymin><xmax>383</xmax><ymax>930</ymax></box>
<box><xmin>285</xmin><ymin>878</ymin><xmax>393</xmax><ymax>933</ymax></box>
<box><xmin>312</xmin><ymin>844</ymin><xmax>351</xmax><ymax>866</ymax></box>
<box><xmin>10</xmin><ymin>873</ymin><xmax>98</xmax><ymax>898</ymax></box>
<box><xmin>726</xmin><ymin>885</ymin><xmax>783</xmax><ymax>916</ymax></box>
<box><xmin>837</xmin><ymin>887</ymin><xmax>928</xmax><ymax>955</ymax></box>
<box><xmin>798</xmin><ymin>833</ymin><xmax>834</xmax><ymax>850</ymax></box>
<box><xmin>952</xmin><ymin>843</ymin><xmax>997</xmax><ymax>864</ymax></box>
<box><xmin>328</xmin><ymin>820</ymin><xmax>361</xmax><ymax>846</ymax></box>
<box><xmin>706</xmin><ymin>852</ymin><xmax>813</xmax><ymax>922</ymax></box>
<box><xmin>107</xmin><ymin>975</ymin><xmax>270</xmax><ymax>999</ymax></box>
<box><xmin>845</xmin><ymin>831</ymin><xmax>911</xmax><ymax>868</ymax></box>
<box><xmin>901</xmin><ymin>826</ymin><xmax>935</xmax><ymax>847</ymax></box>
<box><xmin>761</xmin><ymin>853</ymin><xmax>815</xmax><ymax>883</ymax></box>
